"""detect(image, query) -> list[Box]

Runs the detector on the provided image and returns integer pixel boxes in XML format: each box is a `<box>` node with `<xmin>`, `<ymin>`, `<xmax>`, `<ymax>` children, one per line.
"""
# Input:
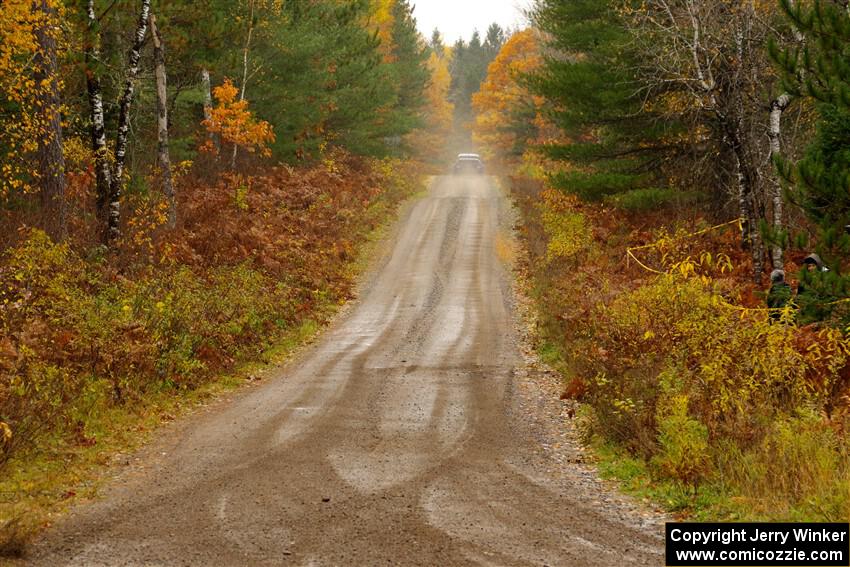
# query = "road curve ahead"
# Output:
<box><xmin>30</xmin><ymin>175</ymin><xmax>663</xmax><ymax>566</ymax></box>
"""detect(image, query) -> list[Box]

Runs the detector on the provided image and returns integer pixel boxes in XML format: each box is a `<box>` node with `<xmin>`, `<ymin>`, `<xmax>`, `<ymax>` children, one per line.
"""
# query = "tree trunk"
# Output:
<box><xmin>34</xmin><ymin>0</ymin><xmax>67</xmax><ymax>240</ymax></box>
<box><xmin>109</xmin><ymin>0</ymin><xmax>151</xmax><ymax>243</ymax></box>
<box><xmin>730</xmin><ymin>129</ymin><xmax>764</xmax><ymax>283</ymax></box>
<box><xmin>84</xmin><ymin>0</ymin><xmax>113</xmax><ymax>239</ymax></box>
<box><xmin>201</xmin><ymin>68</ymin><xmax>219</xmax><ymax>154</ymax></box>
<box><xmin>768</xmin><ymin>93</ymin><xmax>791</xmax><ymax>270</ymax></box>
<box><xmin>231</xmin><ymin>0</ymin><xmax>256</xmax><ymax>170</ymax></box>
<box><xmin>732</xmin><ymin>19</ymin><xmax>764</xmax><ymax>283</ymax></box>
<box><xmin>149</xmin><ymin>12</ymin><xmax>175</xmax><ymax>229</ymax></box>
<box><xmin>765</xmin><ymin>0</ymin><xmax>801</xmax><ymax>270</ymax></box>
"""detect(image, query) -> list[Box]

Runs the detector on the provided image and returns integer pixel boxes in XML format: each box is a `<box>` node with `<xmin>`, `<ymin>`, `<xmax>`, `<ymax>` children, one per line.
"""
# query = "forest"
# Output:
<box><xmin>479</xmin><ymin>0</ymin><xmax>850</xmax><ymax>521</ymax></box>
<box><xmin>0</xmin><ymin>0</ymin><xmax>443</xmax><ymax>549</ymax></box>
<box><xmin>1</xmin><ymin>0</ymin><xmax>850</xmax><ymax>553</ymax></box>
<box><xmin>0</xmin><ymin>0</ymin><xmax>518</xmax><ymax>550</ymax></box>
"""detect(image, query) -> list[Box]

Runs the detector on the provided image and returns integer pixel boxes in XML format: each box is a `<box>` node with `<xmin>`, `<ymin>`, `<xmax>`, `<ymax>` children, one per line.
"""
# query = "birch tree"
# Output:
<box><xmin>149</xmin><ymin>12</ymin><xmax>175</xmax><ymax>229</ymax></box>
<box><xmin>84</xmin><ymin>0</ymin><xmax>150</xmax><ymax>244</ymax></box>
<box><xmin>625</xmin><ymin>0</ymin><xmax>793</xmax><ymax>281</ymax></box>
<box><xmin>201</xmin><ymin>68</ymin><xmax>220</xmax><ymax>154</ymax></box>
<box><xmin>764</xmin><ymin>0</ymin><xmax>807</xmax><ymax>269</ymax></box>
<box><xmin>84</xmin><ymin>0</ymin><xmax>112</xmax><ymax>229</ymax></box>
<box><xmin>231</xmin><ymin>0</ymin><xmax>257</xmax><ymax>170</ymax></box>
<box><xmin>109</xmin><ymin>0</ymin><xmax>151</xmax><ymax>242</ymax></box>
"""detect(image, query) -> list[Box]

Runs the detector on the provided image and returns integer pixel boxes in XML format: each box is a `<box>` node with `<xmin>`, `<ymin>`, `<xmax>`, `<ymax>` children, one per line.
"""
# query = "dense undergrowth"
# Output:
<box><xmin>0</xmin><ymin>154</ymin><xmax>419</xmax><ymax>552</ymax></box>
<box><xmin>512</xmin><ymin>176</ymin><xmax>850</xmax><ymax>521</ymax></box>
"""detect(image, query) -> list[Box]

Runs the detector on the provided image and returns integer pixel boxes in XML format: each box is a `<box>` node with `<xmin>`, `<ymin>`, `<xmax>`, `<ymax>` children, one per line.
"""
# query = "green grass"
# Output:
<box><xmin>590</xmin><ymin>438</ymin><xmax>728</xmax><ymax>520</ymax></box>
<box><xmin>536</xmin><ymin>339</ymin><xmax>564</xmax><ymax>368</ymax></box>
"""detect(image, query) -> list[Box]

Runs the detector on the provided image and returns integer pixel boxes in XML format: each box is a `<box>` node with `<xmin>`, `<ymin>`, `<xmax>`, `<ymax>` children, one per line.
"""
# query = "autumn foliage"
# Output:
<box><xmin>0</xmin><ymin>0</ymin><xmax>474</xmax><ymax>552</ymax></box>
<box><xmin>0</xmin><ymin>0</ymin><xmax>62</xmax><ymax>196</ymax></box>
<box><xmin>472</xmin><ymin>29</ymin><xmax>546</xmax><ymax>164</ymax></box>
<box><xmin>372</xmin><ymin>0</ymin><xmax>396</xmax><ymax>63</ymax></box>
<box><xmin>513</xmin><ymin>174</ymin><xmax>850</xmax><ymax>520</ymax></box>
<box><xmin>465</xmin><ymin>5</ymin><xmax>850</xmax><ymax>519</ymax></box>
<box><xmin>202</xmin><ymin>79</ymin><xmax>274</xmax><ymax>157</ymax></box>
<box><xmin>410</xmin><ymin>51</ymin><xmax>454</xmax><ymax>163</ymax></box>
<box><xmin>0</xmin><ymin>153</ymin><xmax>418</xmax><ymax>467</ymax></box>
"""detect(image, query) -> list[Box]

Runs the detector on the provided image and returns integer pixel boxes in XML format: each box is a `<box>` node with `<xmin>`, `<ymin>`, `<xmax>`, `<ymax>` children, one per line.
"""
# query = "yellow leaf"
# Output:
<box><xmin>0</xmin><ymin>422</ymin><xmax>11</xmax><ymax>442</ymax></box>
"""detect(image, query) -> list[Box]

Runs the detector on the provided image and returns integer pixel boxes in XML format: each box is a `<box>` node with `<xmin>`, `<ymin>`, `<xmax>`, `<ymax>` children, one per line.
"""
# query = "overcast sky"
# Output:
<box><xmin>412</xmin><ymin>0</ymin><xmax>533</xmax><ymax>45</ymax></box>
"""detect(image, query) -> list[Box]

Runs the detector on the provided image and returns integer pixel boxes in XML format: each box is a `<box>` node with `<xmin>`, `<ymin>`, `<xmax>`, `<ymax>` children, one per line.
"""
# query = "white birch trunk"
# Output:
<box><xmin>85</xmin><ymin>0</ymin><xmax>113</xmax><ymax>239</ymax></box>
<box><xmin>149</xmin><ymin>13</ymin><xmax>175</xmax><ymax>229</ymax></box>
<box><xmin>201</xmin><ymin>68</ymin><xmax>220</xmax><ymax>154</ymax></box>
<box><xmin>768</xmin><ymin>93</ymin><xmax>791</xmax><ymax>270</ymax></box>
<box><xmin>231</xmin><ymin>0</ymin><xmax>256</xmax><ymax>170</ymax></box>
<box><xmin>109</xmin><ymin>0</ymin><xmax>151</xmax><ymax>243</ymax></box>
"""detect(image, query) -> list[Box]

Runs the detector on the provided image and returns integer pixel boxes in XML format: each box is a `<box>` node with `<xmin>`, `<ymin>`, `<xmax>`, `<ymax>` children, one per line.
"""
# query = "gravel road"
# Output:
<box><xmin>28</xmin><ymin>175</ymin><xmax>664</xmax><ymax>566</ymax></box>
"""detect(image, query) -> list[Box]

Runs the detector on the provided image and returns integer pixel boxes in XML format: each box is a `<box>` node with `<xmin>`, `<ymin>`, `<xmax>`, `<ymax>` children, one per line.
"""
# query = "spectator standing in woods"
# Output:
<box><xmin>801</xmin><ymin>253</ymin><xmax>828</xmax><ymax>276</ymax></box>
<box><xmin>766</xmin><ymin>269</ymin><xmax>792</xmax><ymax>322</ymax></box>
<box><xmin>798</xmin><ymin>254</ymin><xmax>831</xmax><ymax>323</ymax></box>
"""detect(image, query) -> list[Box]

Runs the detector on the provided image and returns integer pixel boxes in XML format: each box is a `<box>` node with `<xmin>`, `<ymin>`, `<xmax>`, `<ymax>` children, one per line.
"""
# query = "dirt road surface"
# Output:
<box><xmin>28</xmin><ymin>176</ymin><xmax>664</xmax><ymax>566</ymax></box>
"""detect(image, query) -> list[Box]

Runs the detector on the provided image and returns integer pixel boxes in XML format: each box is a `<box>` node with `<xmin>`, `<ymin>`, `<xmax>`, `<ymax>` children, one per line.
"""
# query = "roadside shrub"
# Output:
<box><xmin>583</xmin><ymin>266</ymin><xmax>850</xmax><ymax>449</ymax></box>
<box><xmin>132</xmin><ymin>265</ymin><xmax>282</xmax><ymax>388</ymax></box>
<box><xmin>0</xmin><ymin>153</ymin><xmax>417</xmax><ymax>467</ymax></box>
<box><xmin>538</xmin><ymin>188</ymin><xmax>591</xmax><ymax>263</ymax></box>
<box><xmin>719</xmin><ymin>410</ymin><xmax>850</xmax><ymax>520</ymax></box>
<box><xmin>584</xmin><ymin>276</ymin><xmax>708</xmax><ymax>454</ymax></box>
<box><xmin>0</xmin><ymin>251</ymin><xmax>290</xmax><ymax>464</ymax></box>
<box><xmin>0</xmin><ymin>231</ymin><xmax>89</xmax><ymax>464</ymax></box>
<box><xmin>652</xmin><ymin>392</ymin><xmax>712</xmax><ymax>490</ymax></box>
<box><xmin>513</xmin><ymin>174</ymin><xmax>850</xmax><ymax>519</ymax></box>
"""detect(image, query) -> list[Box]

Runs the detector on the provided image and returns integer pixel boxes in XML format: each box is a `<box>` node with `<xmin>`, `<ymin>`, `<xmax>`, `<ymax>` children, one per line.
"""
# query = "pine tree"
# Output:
<box><xmin>430</xmin><ymin>29</ymin><xmax>444</xmax><ymax>56</ymax></box>
<box><xmin>241</xmin><ymin>0</ymin><xmax>428</xmax><ymax>159</ymax></box>
<box><xmin>525</xmin><ymin>0</ymin><xmax>673</xmax><ymax>202</ymax></box>
<box><xmin>483</xmin><ymin>23</ymin><xmax>505</xmax><ymax>59</ymax></box>
<box><xmin>385</xmin><ymin>0</ymin><xmax>430</xmax><ymax>141</ymax></box>
<box><xmin>775</xmin><ymin>0</ymin><xmax>850</xmax><ymax>310</ymax></box>
<box><xmin>449</xmin><ymin>26</ymin><xmax>504</xmax><ymax>128</ymax></box>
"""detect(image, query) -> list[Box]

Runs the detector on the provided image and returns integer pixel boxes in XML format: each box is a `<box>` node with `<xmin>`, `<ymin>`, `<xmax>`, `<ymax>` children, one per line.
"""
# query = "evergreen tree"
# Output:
<box><xmin>483</xmin><ymin>23</ymin><xmax>506</xmax><ymax>58</ymax></box>
<box><xmin>246</xmin><ymin>1</ymin><xmax>383</xmax><ymax>157</ymax></box>
<box><xmin>449</xmin><ymin>38</ymin><xmax>467</xmax><ymax>110</ymax></box>
<box><xmin>525</xmin><ymin>0</ymin><xmax>672</xmax><ymax>201</ymax></box>
<box><xmin>430</xmin><ymin>29</ymin><xmax>444</xmax><ymax>56</ymax></box>
<box><xmin>385</xmin><ymin>0</ymin><xmax>430</xmax><ymax>140</ymax></box>
<box><xmin>449</xmin><ymin>26</ymin><xmax>504</xmax><ymax>126</ymax></box>
<box><xmin>247</xmin><ymin>0</ymin><xmax>427</xmax><ymax>158</ymax></box>
<box><xmin>775</xmin><ymin>0</ymin><xmax>850</xmax><ymax>309</ymax></box>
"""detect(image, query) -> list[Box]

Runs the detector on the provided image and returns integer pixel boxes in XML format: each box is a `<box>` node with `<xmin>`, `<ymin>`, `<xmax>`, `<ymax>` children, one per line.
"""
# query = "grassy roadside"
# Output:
<box><xmin>508</xmin><ymin>173</ymin><xmax>850</xmax><ymax>523</ymax></box>
<box><xmin>0</xmin><ymin>318</ymin><xmax>324</xmax><ymax>559</ymax></box>
<box><xmin>511</xmin><ymin>217</ymin><xmax>744</xmax><ymax>522</ymax></box>
<box><xmin>0</xmin><ymin>164</ymin><xmax>427</xmax><ymax>559</ymax></box>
